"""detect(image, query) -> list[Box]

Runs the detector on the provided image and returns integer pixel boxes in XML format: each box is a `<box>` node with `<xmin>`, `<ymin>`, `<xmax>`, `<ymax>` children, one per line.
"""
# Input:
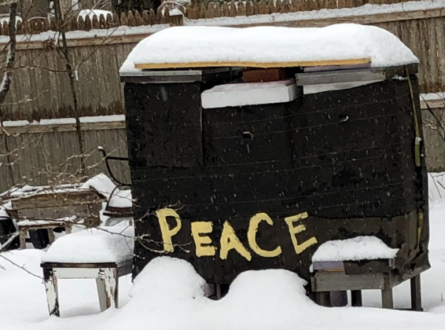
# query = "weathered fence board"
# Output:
<box><xmin>0</xmin><ymin>126</ymin><xmax>130</xmax><ymax>192</ymax></box>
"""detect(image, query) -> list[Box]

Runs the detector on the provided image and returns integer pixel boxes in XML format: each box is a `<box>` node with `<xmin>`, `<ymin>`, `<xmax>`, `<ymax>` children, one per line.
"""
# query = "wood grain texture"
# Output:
<box><xmin>134</xmin><ymin>58</ymin><xmax>372</xmax><ymax>70</ymax></box>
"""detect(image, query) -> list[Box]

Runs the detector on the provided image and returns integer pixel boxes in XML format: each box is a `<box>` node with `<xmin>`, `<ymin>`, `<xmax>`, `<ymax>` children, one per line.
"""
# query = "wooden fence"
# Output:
<box><xmin>0</xmin><ymin>123</ymin><xmax>130</xmax><ymax>192</ymax></box>
<box><xmin>0</xmin><ymin>0</ymin><xmax>426</xmax><ymax>35</ymax></box>
<box><xmin>2</xmin><ymin>8</ymin><xmax>445</xmax><ymax>122</ymax></box>
<box><xmin>1</xmin><ymin>3</ymin><xmax>445</xmax><ymax>192</ymax></box>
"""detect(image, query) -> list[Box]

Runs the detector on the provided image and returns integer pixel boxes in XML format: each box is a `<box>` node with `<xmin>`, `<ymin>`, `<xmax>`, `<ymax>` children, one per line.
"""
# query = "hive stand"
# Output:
<box><xmin>18</xmin><ymin>219</ymin><xmax>73</xmax><ymax>249</ymax></box>
<box><xmin>41</xmin><ymin>259</ymin><xmax>132</xmax><ymax>316</ymax></box>
<box><xmin>311</xmin><ymin>259</ymin><xmax>426</xmax><ymax>310</ymax></box>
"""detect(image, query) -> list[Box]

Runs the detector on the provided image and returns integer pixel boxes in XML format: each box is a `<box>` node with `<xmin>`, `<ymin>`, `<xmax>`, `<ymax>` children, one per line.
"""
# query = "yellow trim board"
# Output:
<box><xmin>134</xmin><ymin>58</ymin><xmax>371</xmax><ymax>70</ymax></box>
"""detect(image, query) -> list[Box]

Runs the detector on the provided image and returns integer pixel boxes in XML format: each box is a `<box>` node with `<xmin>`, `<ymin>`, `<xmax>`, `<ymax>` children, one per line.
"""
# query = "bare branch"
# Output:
<box><xmin>0</xmin><ymin>232</ymin><xmax>19</xmax><ymax>253</ymax></box>
<box><xmin>0</xmin><ymin>254</ymin><xmax>43</xmax><ymax>279</ymax></box>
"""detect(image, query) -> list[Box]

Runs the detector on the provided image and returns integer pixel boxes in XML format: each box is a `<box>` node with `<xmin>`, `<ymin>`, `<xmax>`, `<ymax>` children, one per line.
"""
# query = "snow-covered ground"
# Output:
<box><xmin>2</xmin><ymin>178</ymin><xmax>445</xmax><ymax>330</ymax></box>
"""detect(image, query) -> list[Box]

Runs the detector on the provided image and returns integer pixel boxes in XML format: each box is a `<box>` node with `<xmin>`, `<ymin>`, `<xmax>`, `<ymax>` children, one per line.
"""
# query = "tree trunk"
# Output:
<box><xmin>54</xmin><ymin>0</ymin><xmax>87</xmax><ymax>179</ymax></box>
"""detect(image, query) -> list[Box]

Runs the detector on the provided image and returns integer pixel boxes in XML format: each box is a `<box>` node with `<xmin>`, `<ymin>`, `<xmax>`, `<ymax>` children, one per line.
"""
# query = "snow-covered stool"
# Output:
<box><xmin>40</xmin><ymin>225</ymin><xmax>134</xmax><ymax>317</ymax></box>
<box><xmin>310</xmin><ymin>237</ymin><xmax>424</xmax><ymax>310</ymax></box>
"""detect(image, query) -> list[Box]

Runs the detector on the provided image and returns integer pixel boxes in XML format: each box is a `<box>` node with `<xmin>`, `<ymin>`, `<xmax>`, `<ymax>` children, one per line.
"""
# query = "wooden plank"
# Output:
<box><xmin>17</xmin><ymin>204</ymin><xmax>96</xmax><ymax>220</ymax></box>
<box><xmin>296</xmin><ymin>68</ymin><xmax>386</xmax><ymax>86</ymax></box>
<box><xmin>134</xmin><ymin>58</ymin><xmax>372</xmax><ymax>70</ymax></box>
<box><xmin>312</xmin><ymin>261</ymin><xmax>344</xmax><ymax>271</ymax></box>
<box><xmin>410</xmin><ymin>275</ymin><xmax>422</xmax><ymax>311</ymax></box>
<box><xmin>421</xmin><ymin>98</ymin><xmax>445</xmax><ymax>110</ymax></box>
<box><xmin>42</xmin><ymin>261</ymin><xmax>120</xmax><ymax>268</ymax></box>
<box><xmin>312</xmin><ymin>272</ymin><xmax>386</xmax><ymax>291</ymax></box>
<box><xmin>43</xmin><ymin>268</ymin><xmax>60</xmax><ymax>317</ymax></box>
<box><xmin>427</xmin><ymin>17</ymin><xmax>439</xmax><ymax>92</ymax></box>
<box><xmin>10</xmin><ymin>190</ymin><xmax>103</xmax><ymax>210</ymax></box>
<box><xmin>436</xmin><ymin>17</ymin><xmax>445</xmax><ymax>92</ymax></box>
<box><xmin>243</xmin><ymin>68</ymin><xmax>287</xmax><ymax>82</ymax></box>
<box><xmin>381</xmin><ymin>273</ymin><xmax>394</xmax><ymax>309</ymax></box>
<box><xmin>381</xmin><ymin>288</ymin><xmax>394</xmax><ymax>309</ymax></box>
<box><xmin>0</xmin><ymin>121</ymin><xmax>126</xmax><ymax>135</ymax></box>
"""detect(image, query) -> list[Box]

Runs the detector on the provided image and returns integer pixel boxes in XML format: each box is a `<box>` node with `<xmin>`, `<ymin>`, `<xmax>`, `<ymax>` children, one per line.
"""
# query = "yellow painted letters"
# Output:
<box><xmin>156</xmin><ymin>208</ymin><xmax>182</xmax><ymax>253</ymax></box>
<box><xmin>220</xmin><ymin>221</ymin><xmax>252</xmax><ymax>261</ymax></box>
<box><xmin>248</xmin><ymin>213</ymin><xmax>282</xmax><ymax>257</ymax></box>
<box><xmin>191</xmin><ymin>221</ymin><xmax>216</xmax><ymax>257</ymax></box>
<box><xmin>284</xmin><ymin>212</ymin><xmax>317</xmax><ymax>254</ymax></box>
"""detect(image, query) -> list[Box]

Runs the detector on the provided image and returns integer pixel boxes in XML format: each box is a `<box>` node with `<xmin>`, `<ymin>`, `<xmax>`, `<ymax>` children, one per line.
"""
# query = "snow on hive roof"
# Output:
<box><xmin>120</xmin><ymin>24</ymin><xmax>418</xmax><ymax>73</ymax></box>
<box><xmin>312</xmin><ymin>236</ymin><xmax>399</xmax><ymax>262</ymax></box>
<box><xmin>41</xmin><ymin>225</ymin><xmax>134</xmax><ymax>263</ymax></box>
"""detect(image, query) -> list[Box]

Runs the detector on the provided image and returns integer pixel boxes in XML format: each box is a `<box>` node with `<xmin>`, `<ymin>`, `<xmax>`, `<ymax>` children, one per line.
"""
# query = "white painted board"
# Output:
<box><xmin>201</xmin><ymin>79</ymin><xmax>298</xmax><ymax>109</ymax></box>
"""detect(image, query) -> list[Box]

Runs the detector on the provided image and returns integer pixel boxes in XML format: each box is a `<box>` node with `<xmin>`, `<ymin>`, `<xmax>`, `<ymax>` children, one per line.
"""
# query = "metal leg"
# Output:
<box><xmin>410</xmin><ymin>275</ymin><xmax>423</xmax><ymax>311</ymax></box>
<box><xmin>351</xmin><ymin>290</ymin><xmax>363</xmax><ymax>307</ymax></box>
<box><xmin>97</xmin><ymin>268</ymin><xmax>118</xmax><ymax>311</ymax></box>
<box><xmin>381</xmin><ymin>289</ymin><xmax>393</xmax><ymax>309</ymax></box>
<box><xmin>19</xmin><ymin>229</ymin><xmax>26</xmax><ymax>249</ymax></box>
<box><xmin>316</xmin><ymin>292</ymin><xmax>331</xmax><ymax>307</ymax></box>
<box><xmin>43</xmin><ymin>268</ymin><xmax>60</xmax><ymax>317</ymax></box>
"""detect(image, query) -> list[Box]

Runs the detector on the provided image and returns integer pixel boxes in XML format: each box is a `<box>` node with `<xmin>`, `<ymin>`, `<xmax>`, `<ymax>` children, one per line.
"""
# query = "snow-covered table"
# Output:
<box><xmin>40</xmin><ymin>226</ymin><xmax>134</xmax><ymax>316</ymax></box>
<box><xmin>17</xmin><ymin>218</ymin><xmax>75</xmax><ymax>249</ymax></box>
<box><xmin>310</xmin><ymin>237</ymin><xmax>425</xmax><ymax>310</ymax></box>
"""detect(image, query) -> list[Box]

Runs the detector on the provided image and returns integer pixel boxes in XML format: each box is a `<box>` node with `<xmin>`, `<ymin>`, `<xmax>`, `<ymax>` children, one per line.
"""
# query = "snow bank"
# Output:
<box><xmin>41</xmin><ymin>226</ymin><xmax>134</xmax><ymax>263</ymax></box>
<box><xmin>131</xmin><ymin>257</ymin><xmax>206</xmax><ymax>303</ymax></box>
<box><xmin>81</xmin><ymin>173</ymin><xmax>132</xmax><ymax>208</ymax></box>
<box><xmin>0</xmin><ymin>205</ymin><xmax>8</xmax><ymax>217</ymax></box>
<box><xmin>220</xmin><ymin>269</ymin><xmax>315</xmax><ymax>322</ymax></box>
<box><xmin>111</xmin><ymin>257</ymin><xmax>320</xmax><ymax>330</ymax></box>
<box><xmin>120</xmin><ymin>24</ymin><xmax>418</xmax><ymax>73</ymax></box>
<box><xmin>429</xmin><ymin>173</ymin><xmax>445</xmax><ymax>202</ymax></box>
<box><xmin>312</xmin><ymin>236</ymin><xmax>399</xmax><ymax>262</ymax></box>
<box><xmin>109</xmin><ymin>190</ymin><xmax>132</xmax><ymax>208</ymax></box>
<box><xmin>81</xmin><ymin>173</ymin><xmax>116</xmax><ymax>199</ymax></box>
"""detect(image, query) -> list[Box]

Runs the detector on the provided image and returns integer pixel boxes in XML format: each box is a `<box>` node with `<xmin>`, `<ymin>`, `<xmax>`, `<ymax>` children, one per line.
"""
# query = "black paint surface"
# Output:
<box><xmin>124</xmin><ymin>76</ymin><xmax>429</xmax><ymax>284</ymax></box>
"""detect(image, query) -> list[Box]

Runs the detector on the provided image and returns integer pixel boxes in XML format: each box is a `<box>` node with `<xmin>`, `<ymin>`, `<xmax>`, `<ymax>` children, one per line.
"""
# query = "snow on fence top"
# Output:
<box><xmin>312</xmin><ymin>236</ymin><xmax>399</xmax><ymax>262</ymax></box>
<box><xmin>0</xmin><ymin>0</ymin><xmax>442</xmax><ymax>37</ymax></box>
<box><xmin>120</xmin><ymin>24</ymin><xmax>418</xmax><ymax>72</ymax></box>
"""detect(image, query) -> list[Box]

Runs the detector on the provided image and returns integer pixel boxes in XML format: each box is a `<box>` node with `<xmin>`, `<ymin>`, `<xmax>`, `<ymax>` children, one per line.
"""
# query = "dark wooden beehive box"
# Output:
<box><xmin>122</xmin><ymin>66</ymin><xmax>429</xmax><ymax>286</ymax></box>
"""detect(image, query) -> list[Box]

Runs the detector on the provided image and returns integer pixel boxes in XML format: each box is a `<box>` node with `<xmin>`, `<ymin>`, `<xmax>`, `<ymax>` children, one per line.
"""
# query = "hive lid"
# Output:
<box><xmin>120</xmin><ymin>24</ymin><xmax>419</xmax><ymax>73</ymax></box>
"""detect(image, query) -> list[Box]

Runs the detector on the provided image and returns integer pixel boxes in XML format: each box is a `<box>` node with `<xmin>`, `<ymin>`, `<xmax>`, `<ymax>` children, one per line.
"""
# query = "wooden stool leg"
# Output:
<box><xmin>43</xmin><ymin>268</ymin><xmax>60</xmax><ymax>317</ymax></box>
<box><xmin>410</xmin><ymin>275</ymin><xmax>423</xmax><ymax>311</ymax></box>
<box><xmin>65</xmin><ymin>223</ymin><xmax>73</xmax><ymax>235</ymax></box>
<box><xmin>316</xmin><ymin>292</ymin><xmax>331</xmax><ymax>307</ymax></box>
<box><xmin>330</xmin><ymin>291</ymin><xmax>348</xmax><ymax>307</ymax></box>
<box><xmin>381</xmin><ymin>289</ymin><xmax>393</xmax><ymax>309</ymax></box>
<box><xmin>96</xmin><ymin>277</ymin><xmax>108</xmax><ymax>312</ymax></box>
<box><xmin>351</xmin><ymin>290</ymin><xmax>362</xmax><ymax>307</ymax></box>
<box><xmin>47</xmin><ymin>229</ymin><xmax>56</xmax><ymax>245</ymax></box>
<box><xmin>97</xmin><ymin>268</ymin><xmax>118</xmax><ymax>311</ymax></box>
<box><xmin>19</xmin><ymin>229</ymin><xmax>27</xmax><ymax>249</ymax></box>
